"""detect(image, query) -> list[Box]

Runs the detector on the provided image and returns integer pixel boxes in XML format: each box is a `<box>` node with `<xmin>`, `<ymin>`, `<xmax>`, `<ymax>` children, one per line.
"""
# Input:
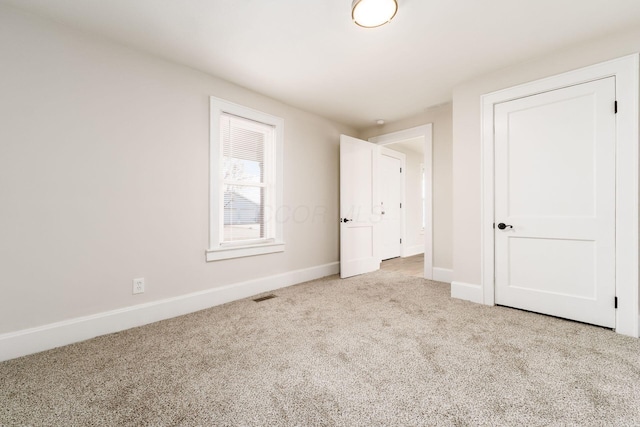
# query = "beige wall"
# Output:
<box><xmin>0</xmin><ymin>5</ymin><xmax>355</xmax><ymax>334</ymax></box>
<box><xmin>360</xmin><ymin>103</ymin><xmax>453</xmax><ymax>270</ymax></box>
<box><xmin>451</xmin><ymin>27</ymin><xmax>640</xmax><ymax>285</ymax></box>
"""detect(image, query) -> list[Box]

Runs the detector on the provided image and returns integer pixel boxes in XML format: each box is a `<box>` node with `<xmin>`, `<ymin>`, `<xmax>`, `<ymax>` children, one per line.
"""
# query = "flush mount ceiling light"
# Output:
<box><xmin>352</xmin><ymin>0</ymin><xmax>398</xmax><ymax>28</ymax></box>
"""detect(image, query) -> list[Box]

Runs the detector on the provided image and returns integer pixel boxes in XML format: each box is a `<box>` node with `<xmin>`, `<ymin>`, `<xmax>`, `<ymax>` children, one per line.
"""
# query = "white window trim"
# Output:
<box><xmin>206</xmin><ymin>97</ymin><xmax>284</xmax><ymax>262</ymax></box>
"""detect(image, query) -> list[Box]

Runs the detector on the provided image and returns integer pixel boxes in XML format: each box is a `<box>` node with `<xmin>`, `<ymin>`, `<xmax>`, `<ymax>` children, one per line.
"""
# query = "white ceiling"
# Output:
<box><xmin>4</xmin><ymin>0</ymin><xmax>640</xmax><ymax>130</ymax></box>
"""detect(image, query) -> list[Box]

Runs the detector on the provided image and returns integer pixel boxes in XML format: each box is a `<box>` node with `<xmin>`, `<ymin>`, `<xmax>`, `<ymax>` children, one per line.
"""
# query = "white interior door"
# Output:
<box><xmin>494</xmin><ymin>77</ymin><xmax>616</xmax><ymax>328</ymax></box>
<box><xmin>340</xmin><ymin>134</ymin><xmax>380</xmax><ymax>278</ymax></box>
<box><xmin>380</xmin><ymin>150</ymin><xmax>402</xmax><ymax>260</ymax></box>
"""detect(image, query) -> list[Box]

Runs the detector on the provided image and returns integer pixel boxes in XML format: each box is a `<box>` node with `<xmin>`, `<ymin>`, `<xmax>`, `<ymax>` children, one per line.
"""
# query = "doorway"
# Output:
<box><xmin>369</xmin><ymin>125</ymin><xmax>433</xmax><ymax>279</ymax></box>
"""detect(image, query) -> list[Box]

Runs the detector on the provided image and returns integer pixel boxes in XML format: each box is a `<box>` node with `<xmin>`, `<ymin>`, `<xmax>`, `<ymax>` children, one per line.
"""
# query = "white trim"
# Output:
<box><xmin>451</xmin><ymin>281</ymin><xmax>483</xmax><ymax>304</ymax></box>
<box><xmin>208</xmin><ymin>97</ymin><xmax>285</xmax><ymax>261</ymax></box>
<box><xmin>432</xmin><ymin>267</ymin><xmax>453</xmax><ymax>283</ymax></box>
<box><xmin>404</xmin><ymin>244</ymin><xmax>425</xmax><ymax>258</ymax></box>
<box><xmin>380</xmin><ymin>146</ymin><xmax>406</xmax><ymax>259</ymax></box>
<box><xmin>0</xmin><ymin>262</ymin><xmax>339</xmax><ymax>362</ymax></box>
<box><xmin>369</xmin><ymin>124</ymin><xmax>433</xmax><ymax>280</ymax></box>
<box><xmin>206</xmin><ymin>242</ymin><xmax>284</xmax><ymax>261</ymax></box>
<box><xmin>481</xmin><ymin>54</ymin><xmax>639</xmax><ymax>338</ymax></box>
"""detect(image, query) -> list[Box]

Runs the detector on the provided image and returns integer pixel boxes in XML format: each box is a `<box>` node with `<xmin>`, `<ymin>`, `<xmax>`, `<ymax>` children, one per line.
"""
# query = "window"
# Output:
<box><xmin>221</xmin><ymin>114</ymin><xmax>273</xmax><ymax>243</ymax></box>
<box><xmin>207</xmin><ymin>97</ymin><xmax>284</xmax><ymax>261</ymax></box>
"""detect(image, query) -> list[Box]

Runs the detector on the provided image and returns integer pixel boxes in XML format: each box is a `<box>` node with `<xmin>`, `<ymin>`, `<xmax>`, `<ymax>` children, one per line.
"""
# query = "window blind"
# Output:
<box><xmin>220</xmin><ymin>113</ymin><xmax>274</xmax><ymax>243</ymax></box>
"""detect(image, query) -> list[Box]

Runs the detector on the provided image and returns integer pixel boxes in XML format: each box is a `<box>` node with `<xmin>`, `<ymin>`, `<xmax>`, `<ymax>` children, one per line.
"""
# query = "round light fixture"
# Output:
<box><xmin>352</xmin><ymin>0</ymin><xmax>398</xmax><ymax>28</ymax></box>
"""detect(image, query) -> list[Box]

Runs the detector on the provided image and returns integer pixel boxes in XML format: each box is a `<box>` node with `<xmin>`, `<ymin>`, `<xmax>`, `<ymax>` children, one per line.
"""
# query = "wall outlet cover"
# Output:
<box><xmin>133</xmin><ymin>277</ymin><xmax>145</xmax><ymax>294</ymax></box>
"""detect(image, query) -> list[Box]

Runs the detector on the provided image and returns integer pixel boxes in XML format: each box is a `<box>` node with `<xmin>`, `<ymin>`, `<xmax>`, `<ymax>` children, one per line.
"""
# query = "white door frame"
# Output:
<box><xmin>369</xmin><ymin>124</ymin><xmax>433</xmax><ymax>280</ymax></box>
<box><xmin>380</xmin><ymin>147</ymin><xmax>406</xmax><ymax>260</ymax></box>
<box><xmin>481</xmin><ymin>54</ymin><xmax>639</xmax><ymax>338</ymax></box>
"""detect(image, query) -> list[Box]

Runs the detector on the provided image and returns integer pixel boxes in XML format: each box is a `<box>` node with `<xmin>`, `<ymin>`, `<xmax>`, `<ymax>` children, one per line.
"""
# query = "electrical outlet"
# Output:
<box><xmin>132</xmin><ymin>277</ymin><xmax>145</xmax><ymax>294</ymax></box>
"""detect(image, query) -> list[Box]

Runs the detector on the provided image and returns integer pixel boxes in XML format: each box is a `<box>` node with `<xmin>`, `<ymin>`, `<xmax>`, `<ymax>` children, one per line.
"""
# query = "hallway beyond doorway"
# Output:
<box><xmin>381</xmin><ymin>254</ymin><xmax>423</xmax><ymax>278</ymax></box>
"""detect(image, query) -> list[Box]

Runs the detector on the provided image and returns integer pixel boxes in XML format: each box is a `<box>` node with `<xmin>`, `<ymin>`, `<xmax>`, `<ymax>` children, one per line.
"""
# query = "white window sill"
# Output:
<box><xmin>206</xmin><ymin>241</ymin><xmax>285</xmax><ymax>262</ymax></box>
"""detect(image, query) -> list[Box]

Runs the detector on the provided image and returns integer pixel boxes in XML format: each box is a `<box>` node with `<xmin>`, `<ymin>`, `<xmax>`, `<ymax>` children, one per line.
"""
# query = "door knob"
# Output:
<box><xmin>342</xmin><ymin>218</ymin><xmax>352</xmax><ymax>223</ymax></box>
<box><xmin>497</xmin><ymin>223</ymin><xmax>513</xmax><ymax>230</ymax></box>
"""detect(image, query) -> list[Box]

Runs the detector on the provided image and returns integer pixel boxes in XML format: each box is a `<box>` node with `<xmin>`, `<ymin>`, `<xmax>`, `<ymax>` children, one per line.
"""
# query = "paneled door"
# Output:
<box><xmin>340</xmin><ymin>134</ymin><xmax>380</xmax><ymax>278</ymax></box>
<box><xmin>379</xmin><ymin>149</ymin><xmax>402</xmax><ymax>260</ymax></box>
<box><xmin>494</xmin><ymin>77</ymin><xmax>616</xmax><ymax>328</ymax></box>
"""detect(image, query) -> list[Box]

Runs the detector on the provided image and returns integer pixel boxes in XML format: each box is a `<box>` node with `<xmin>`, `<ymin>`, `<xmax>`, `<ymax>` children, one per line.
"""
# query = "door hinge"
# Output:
<box><xmin>614</xmin><ymin>296</ymin><xmax>618</xmax><ymax>309</ymax></box>
<box><xmin>493</xmin><ymin>222</ymin><xmax>495</xmax><ymax>229</ymax></box>
<box><xmin>400</xmin><ymin>202</ymin><xmax>402</xmax><ymax>208</ymax></box>
<box><xmin>400</xmin><ymin>238</ymin><xmax>402</xmax><ymax>244</ymax></box>
<box><xmin>400</xmin><ymin>167</ymin><xmax>402</xmax><ymax>173</ymax></box>
<box><xmin>615</xmin><ymin>101</ymin><xmax>618</xmax><ymax>114</ymax></box>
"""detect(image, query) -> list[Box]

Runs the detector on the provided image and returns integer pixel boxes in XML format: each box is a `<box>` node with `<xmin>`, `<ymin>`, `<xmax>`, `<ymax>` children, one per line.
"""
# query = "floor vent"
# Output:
<box><xmin>253</xmin><ymin>294</ymin><xmax>277</xmax><ymax>302</ymax></box>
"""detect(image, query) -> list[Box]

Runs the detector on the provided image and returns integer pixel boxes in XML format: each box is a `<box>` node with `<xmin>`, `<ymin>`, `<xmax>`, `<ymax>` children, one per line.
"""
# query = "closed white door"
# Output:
<box><xmin>494</xmin><ymin>77</ymin><xmax>616</xmax><ymax>328</ymax></box>
<box><xmin>340</xmin><ymin>134</ymin><xmax>380</xmax><ymax>278</ymax></box>
<box><xmin>380</xmin><ymin>151</ymin><xmax>402</xmax><ymax>260</ymax></box>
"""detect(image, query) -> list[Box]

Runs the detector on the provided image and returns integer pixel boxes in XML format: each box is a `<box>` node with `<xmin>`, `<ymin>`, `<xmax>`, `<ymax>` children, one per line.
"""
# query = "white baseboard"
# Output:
<box><xmin>403</xmin><ymin>244</ymin><xmax>424</xmax><ymax>258</ymax></box>
<box><xmin>451</xmin><ymin>281</ymin><xmax>483</xmax><ymax>304</ymax></box>
<box><xmin>0</xmin><ymin>262</ymin><xmax>340</xmax><ymax>362</ymax></box>
<box><xmin>432</xmin><ymin>267</ymin><xmax>453</xmax><ymax>283</ymax></box>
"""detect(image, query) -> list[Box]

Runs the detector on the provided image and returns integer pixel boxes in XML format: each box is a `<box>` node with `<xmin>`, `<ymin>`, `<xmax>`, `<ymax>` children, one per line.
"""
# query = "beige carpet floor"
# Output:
<box><xmin>1</xmin><ymin>270</ymin><xmax>639</xmax><ymax>426</ymax></box>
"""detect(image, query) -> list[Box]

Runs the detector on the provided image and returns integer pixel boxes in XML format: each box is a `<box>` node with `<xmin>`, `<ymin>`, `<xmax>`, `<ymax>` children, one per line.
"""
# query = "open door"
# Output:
<box><xmin>340</xmin><ymin>134</ymin><xmax>380</xmax><ymax>278</ymax></box>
